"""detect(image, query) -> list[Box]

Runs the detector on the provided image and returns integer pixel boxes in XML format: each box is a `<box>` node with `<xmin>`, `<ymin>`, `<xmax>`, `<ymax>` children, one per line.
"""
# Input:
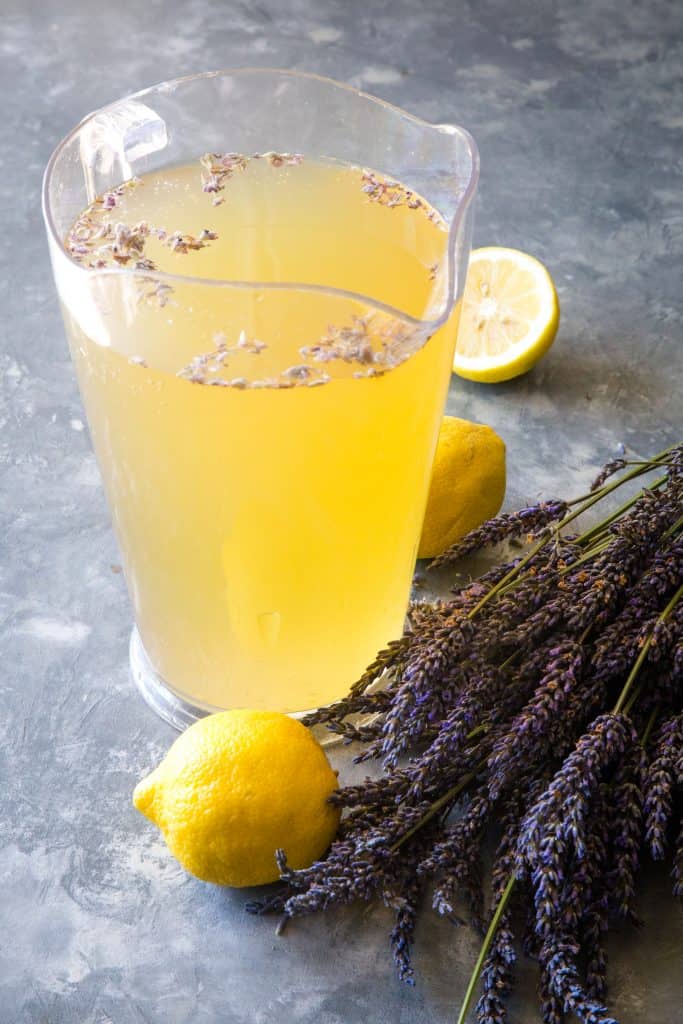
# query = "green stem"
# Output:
<box><xmin>622</xmin><ymin>680</ymin><xmax>644</xmax><ymax>718</ymax></box>
<box><xmin>559</xmin><ymin>538</ymin><xmax>612</xmax><ymax>575</ymax></box>
<box><xmin>466</xmin><ymin>449</ymin><xmax>676</xmax><ymax>621</ymax></box>
<box><xmin>566</xmin><ymin>445</ymin><xmax>677</xmax><ymax>507</ymax></box>
<box><xmin>575</xmin><ymin>475</ymin><xmax>667</xmax><ymax>548</ymax></box>
<box><xmin>456</xmin><ymin>875</ymin><xmax>517</xmax><ymax>1024</ymax></box>
<box><xmin>662</xmin><ymin>511</ymin><xmax>683</xmax><ymax>541</ymax></box>
<box><xmin>641</xmin><ymin>705</ymin><xmax>660</xmax><ymax>747</ymax></box>
<box><xmin>465</xmin><ymin>535</ymin><xmax>548</xmax><ymax>619</ymax></box>
<box><xmin>613</xmin><ymin>583</ymin><xmax>683</xmax><ymax>714</ymax></box>
<box><xmin>623</xmin><ymin>459</ymin><xmax>675</xmax><ymax>468</ymax></box>
<box><xmin>467</xmin><ymin>723</ymin><xmax>489</xmax><ymax>741</ymax></box>
<box><xmin>389</xmin><ymin>718</ymin><xmax>505</xmax><ymax>854</ymax></box>
<box><xmin>389</xmin><ymin>768</ymin><xmax>480</xmax><ymax>853</ymax></box>
<box><xmin>491</xmin><ymin>536</ymin><xmax>610</xmax><ymax>605</ymax></box>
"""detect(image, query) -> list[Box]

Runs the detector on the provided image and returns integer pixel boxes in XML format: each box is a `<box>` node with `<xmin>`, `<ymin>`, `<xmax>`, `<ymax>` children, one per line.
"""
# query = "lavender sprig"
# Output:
<box><xmin>383</xmin><ymin>829</ymin><xmax>434</xmax><ymax>984</ymax></box>
<box><xmin>606</xmin><ymin>741</ymin><xmax>646</xmax><ymax>919</ymax></box>
<box><xmin>590</xmin><ymin>457</ymin><xmax>627</xmax><ymax>493</ymax></box>
<box><xmin>643</xmin><ymin>714</ymin><xmax>683</xmax><ymax>859</ymax></box>
<box><xmin>475</xmin><ymin>779</ymin><xmax>545</xmax><ymax>1024</ymax></box>
<box><xmin>429</xmin><ymin>500</ymin><xmax>568</xmax><ymax>569</ymax></box>
<box><xmin>369</xmin><ymin>620</ymin><xmax>481</xmax><ymax>768</ymax></box>
<box><xmin>487</xmin><ymin>642</ymin><xmax>585</xmax><ymax>800</ymax></box>
<box><xmin>539</xmin><ymin>967</ymin><xmax>565</xmax><ymax>1024</ymax></box>
<box><xmin>516</xmin><ymin>714</ymin><xmax>635</xmax><ymax>880</ymax></box>
<box><xmin>419</xmin><ymin>789</ymin><xmax>491</xmax><ymax>925</ymax></box>
<box><xmin>540</xmin><ymin>939</ymin><xmax>618</xmax><ymax>1024</ymax></box>
<box><xmin>673</xmin><ymin>821</ymin><xmax>683</xmax><ymax>897</ymax></box>
<box><xmin>389</xmin><ymin>887</ymin><xmax>419</xmax><ymax>984</ymax></box>
<box><xmin>475</xmin><ymin>915</ymin><xmax>516</xmax><ymax>1024</ymax></box>
<box><xmin>582</xmin><ymin>890</ymin><xmax>609</xmax><ymax>1001</ymax></box>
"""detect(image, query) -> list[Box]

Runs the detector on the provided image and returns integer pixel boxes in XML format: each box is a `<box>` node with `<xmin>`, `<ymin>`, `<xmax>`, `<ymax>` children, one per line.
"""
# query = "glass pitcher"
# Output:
<box><xmin>42</xmin><ymin>69</ymin><xmax>479</xmax><ymax>729</ymax></box>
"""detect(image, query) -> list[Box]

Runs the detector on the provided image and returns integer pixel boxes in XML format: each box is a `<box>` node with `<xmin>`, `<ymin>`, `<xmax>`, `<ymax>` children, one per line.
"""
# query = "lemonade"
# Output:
<box><xmin>59</xmin><ymin>155</ymin><xmax>459</xmax><ymax>713</ymax></box>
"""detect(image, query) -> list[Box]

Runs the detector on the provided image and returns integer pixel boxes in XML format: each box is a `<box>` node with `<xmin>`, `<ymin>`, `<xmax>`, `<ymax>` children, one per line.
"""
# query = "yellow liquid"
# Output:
<box><xmin>60</xmin><ymin>157</ymin><xmax>459</xmax><ymax>711</ymax></box>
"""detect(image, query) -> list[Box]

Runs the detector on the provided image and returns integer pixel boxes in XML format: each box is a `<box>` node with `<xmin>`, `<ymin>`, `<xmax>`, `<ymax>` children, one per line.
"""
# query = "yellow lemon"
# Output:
<box><xmin>133</xmin><ymin>709</ymin><xmax>340</xmax><ymax>887</ymax></box>
<box><xmin>454</xmin><ymin>247</ymin><xmax>560</xmax><ymax>383</ymax></box>
<box><xmin>418</xmin><ymin>416</ymin><xmax>506</xmax><ymax>559</ymax></box>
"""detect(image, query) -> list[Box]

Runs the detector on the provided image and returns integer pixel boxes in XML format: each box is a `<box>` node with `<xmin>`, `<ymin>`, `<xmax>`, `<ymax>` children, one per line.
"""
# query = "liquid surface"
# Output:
<box><xmin>61</xmin><ymin>155</ymin><xmax>458</xmax><ymax>711</ymax></box>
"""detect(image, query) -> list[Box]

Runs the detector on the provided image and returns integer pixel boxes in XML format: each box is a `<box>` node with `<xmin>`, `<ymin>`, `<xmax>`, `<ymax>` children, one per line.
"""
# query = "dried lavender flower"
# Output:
<box><xmin>389</xmin><ymin>886</ymin><xmax>419</xmax><ymax>985</ymax></box>
<box><xmin>430</xmin><ymin>500</ymin><xmax>568</xmax><ymax>569</ymax></box>
<box><xmin>516</xmin><ymin>714</ymin><xmax>635</xmax><ymax>942</ymax></box>
<box><xmin>541</xmin><ymin>939</ymin><xmax>618</xmax><ymax>1024</ymax></box>
<box><xmin>487</xmin><ymin>642</ymin><xmax>585</xmax><ymax>801</ymax></box>
<box><xmin>672</xmin><ymin>820</ymin><xmax>683</xmax><ymax>897</ymax></box>
<box><xmin>592</xmin><ymin>536</ymin><xmax>683</xmax><ymax>678</ymax></box>
<box><xmin>420</xmin><ymin>789</ymin><xmax>491</xmax><ymax>925</ymax></box>
<box><xmin>539</xmin><ymin>967</ymin><xmax>565</xmax><ymax>1024</ymax></box>
<box><xmin>606</xmin><ymin>741</ymin><xmax>646</xmax><ymax>919</ymax></box>
<box><xmin>473</xmin><ymin>780</ymin><xmax>544</xmax><ymax>1024</ymax></box>
<box><xmin>590</xmin><ymin>457</ymin><xmax>627</xmax><ymax>493</ymax></box>
<box><xmin>475</xmin><ymin>916</ymin><xmax>516</xmax><ymax>1024</ymax></box>
<box><xmin>369</xmin><ymin>620</ymin><xmax>477</xmax><ymax>768</ymax></box>
<box><xmin>382</xmin><ymin>830</ymin><xmax>434</xmax><ymax>985</ymax></box>
<box><xmin>644</xmin><ymin>714</ymin><xmax>683</xmax><ymax>859</ymax></box>
<box><xmin>402</xmin><ymin>658</ymin><xmax>505</xmax><ymax>799</ymax></box>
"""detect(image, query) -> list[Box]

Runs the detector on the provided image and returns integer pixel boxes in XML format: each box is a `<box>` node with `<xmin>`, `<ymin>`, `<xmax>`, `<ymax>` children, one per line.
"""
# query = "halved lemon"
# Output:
<box><xmin>453</xmin><ymin>247</ymin><xmax>560</xmax><ymax>383</ymax></box>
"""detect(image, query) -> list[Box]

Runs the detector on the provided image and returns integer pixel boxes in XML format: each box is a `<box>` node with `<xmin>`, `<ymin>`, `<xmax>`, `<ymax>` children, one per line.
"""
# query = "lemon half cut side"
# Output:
<box><xmin>454</xmin><ymin>247</ymin><xmax>560</xmax><ymax>383</ymax></box>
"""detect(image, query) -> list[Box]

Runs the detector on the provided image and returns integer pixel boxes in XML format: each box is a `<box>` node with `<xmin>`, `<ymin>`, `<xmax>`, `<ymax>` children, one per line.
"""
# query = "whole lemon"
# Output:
<box><xmin>133</xmin><ymin>710</ymin><xmax>340</xmax><ymax>887</ymax></box>
<box><xmin>418</xmin><ymin>416</ymin><xmax>506</xmax><ymax>559</ymax></box>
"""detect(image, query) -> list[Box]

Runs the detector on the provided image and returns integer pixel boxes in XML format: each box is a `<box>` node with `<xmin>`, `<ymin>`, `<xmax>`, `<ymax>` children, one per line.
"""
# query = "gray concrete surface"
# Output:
<box><xmin>1</xmin><ymin>1</ymin><xmax>682</xmax><ymax>1021</ymax></box>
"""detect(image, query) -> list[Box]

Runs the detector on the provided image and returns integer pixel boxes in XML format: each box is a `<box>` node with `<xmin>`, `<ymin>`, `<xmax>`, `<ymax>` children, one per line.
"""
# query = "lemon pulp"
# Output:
<box><xmin>454</xmin><ymin>247</ymin><xmax>559</xmax><ymax>383</ymax></box>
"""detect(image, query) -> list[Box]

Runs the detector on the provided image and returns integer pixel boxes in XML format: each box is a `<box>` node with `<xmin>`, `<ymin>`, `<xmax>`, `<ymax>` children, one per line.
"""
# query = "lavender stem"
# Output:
<box><xmin>613</xmin><ymin>584</ymin><xmax>683</xmax><ymax>714</ymax></box>
<box><xmin>466</xmin><ymin>454</ymin><xmax>675</xmax><ymax>621</ymax></box>
<box><xmin>576</xmin><ymin>476</ymin><xmax>668</xmax><ymax>548</ymax></box>
<box><xmin>641</xmin><ymin>705</ymin><xmax>660</xmax><ymax>748</ymax></box>
<box><xmin>662</xmin><ymin>511</ymin><xmax>683</xmax><ymax>540</ymax></box>
<box><xmin>390</xmin><ymin>768</ymin><xmax>480</xmax><ymax>853</ymax></box>
<box><xmin>456</xmin><ymin>875</ymin><xmax>516</xmax><ymax>1024</ymax></box>
<box><xmin>567</xmin><ymin>444</ymin><xmax>678</xmax><ymax>506</ymax></box>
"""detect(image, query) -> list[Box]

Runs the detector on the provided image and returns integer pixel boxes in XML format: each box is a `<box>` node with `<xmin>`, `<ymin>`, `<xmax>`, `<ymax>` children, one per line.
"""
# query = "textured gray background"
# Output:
<box><xmin>1</xmin><ymin>1</ymin><xmax>682</xmax><ymax>1021</ymax></box>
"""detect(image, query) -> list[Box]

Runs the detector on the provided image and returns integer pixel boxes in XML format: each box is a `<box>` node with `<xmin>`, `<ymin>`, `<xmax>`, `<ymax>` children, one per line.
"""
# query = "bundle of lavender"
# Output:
<box><xmin>249</xmin><ymin>444</ymin><xmax>683</xmax><ymax>1024</ymax></box>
